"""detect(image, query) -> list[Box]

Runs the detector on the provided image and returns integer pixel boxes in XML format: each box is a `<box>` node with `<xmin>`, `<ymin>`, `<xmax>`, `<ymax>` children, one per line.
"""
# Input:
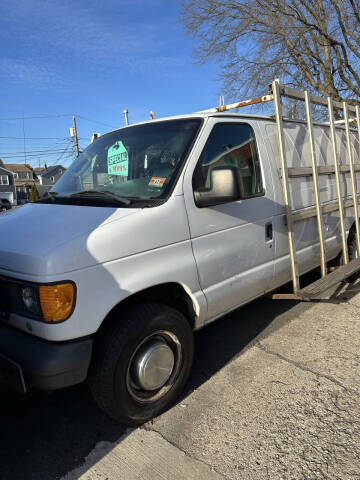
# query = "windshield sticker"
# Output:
<box><xmin>149</xmin><ymin>177</ymin><xmax>166</xmax><ymax>187</ymax></box>
<box><xmin>107</xmin><ymin>141</ymin><xmax>128</xmax><ymax>176</ymax></box>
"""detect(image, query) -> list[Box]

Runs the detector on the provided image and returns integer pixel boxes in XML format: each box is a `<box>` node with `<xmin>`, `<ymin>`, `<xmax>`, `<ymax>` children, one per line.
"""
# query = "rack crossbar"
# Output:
<box><xmin>287</xmin><ymin>165</ymin><xmax>360</xmax><ymax>177</ymax></box>
<box><xmin>198</xmin><ymin>94</ymin><xmax>274</xmax><ymax>114</ymax></box>
<box><xmin>280</xmin><ymin>86</ymin><xmax>357</xmax><ymax>114</ymax></box>
<box><xmin>292</xmin><ymin>195</ymin><xmax>360</xmax><ymax>223</ymax></box>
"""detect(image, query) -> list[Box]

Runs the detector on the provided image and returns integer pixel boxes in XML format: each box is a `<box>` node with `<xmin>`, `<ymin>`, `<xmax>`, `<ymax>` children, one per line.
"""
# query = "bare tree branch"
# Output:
<box><xmin>181</xmin><ymin>0</ymin><xmax>360</xmax><ymax>102</ymax></box>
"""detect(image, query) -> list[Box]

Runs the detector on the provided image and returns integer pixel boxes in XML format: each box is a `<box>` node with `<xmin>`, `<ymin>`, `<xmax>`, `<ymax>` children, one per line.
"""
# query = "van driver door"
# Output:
<box><xmin>183</xmin><ymin>118</ymin><xmax>277</xmax><ymax>322</ymax></box>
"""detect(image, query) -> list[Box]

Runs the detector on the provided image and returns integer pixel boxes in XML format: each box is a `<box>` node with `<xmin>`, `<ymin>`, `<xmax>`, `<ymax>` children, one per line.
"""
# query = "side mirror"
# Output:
<box><xmin>194</xmin><ymin>166</ymin><xmax>241</xmax><ymax>207</ymax></box>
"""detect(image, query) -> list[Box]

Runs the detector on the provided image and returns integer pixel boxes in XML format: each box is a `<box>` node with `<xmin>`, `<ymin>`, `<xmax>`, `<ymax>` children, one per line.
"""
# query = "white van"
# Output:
<box><xmin>0</xmin><ymin>84</ymin><xmax>359</xmax><ymax>424</ymax></box>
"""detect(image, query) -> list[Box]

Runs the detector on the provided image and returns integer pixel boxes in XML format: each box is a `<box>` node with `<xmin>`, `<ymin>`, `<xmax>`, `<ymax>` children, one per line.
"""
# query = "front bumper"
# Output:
<box><xmin>0</xmin><ymin>323</ymin><xmax>92</xmax><ymax>392</ymax></box>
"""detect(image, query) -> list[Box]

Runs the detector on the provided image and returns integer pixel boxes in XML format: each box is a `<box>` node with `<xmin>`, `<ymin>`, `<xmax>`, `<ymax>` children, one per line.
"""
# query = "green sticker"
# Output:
<box><xmin>107</xmin><ymin>141</ymin><xmax>128</xmax><ymax>176</ymax></box>
<box><xmin>26</xmin><ymin>321</ymin><xmax>33</xmax><ymax>332</ymax></box>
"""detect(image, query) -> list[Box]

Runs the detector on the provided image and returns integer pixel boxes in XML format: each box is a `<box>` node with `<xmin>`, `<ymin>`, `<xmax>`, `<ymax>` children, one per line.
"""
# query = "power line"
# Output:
<box><xmin>0</xmin><ymin>147</ymin><xmax>73</xmax><ymax>155</ymax></box>
<box><xmin>0</xmin><ymin>111</ymin><xmax>112</xmax><ymax>167</ymax></box>
<box><xmin>0</xmin><ymin>141</ymin><xmax>72</xmax><ymax>150</ymax></box>
<box><xmin>43</xmin><ymin>143</ymin><xmax>76</xmax><ymax>168</ymax></box>
<box><xmin>0</xmin><ymin>113</ymin><xmax>73</xmax><ymax>121</ymax></box>
<box><xmin>1</xmin><ymin>152</ymin><xmax>73</xmax><ymax>159</ymax></box>
<box><xmin>1</xmin><ymin>149</ymin><xmax>74</xmax><ymax>159</ymax></box>
<box><xmin>0</xmin><ymin>112</ymin><xmax>117</xmax><ymax>129</ymax></box>
<box><xmin>0</xmin><ymin>136</ymin><xmax>71</xmax><ymax>140</ymax></box>
<box><xmin>76</xmin><ymin>114</ymin><xmax>117</xmax><ymax>129</ymax></box>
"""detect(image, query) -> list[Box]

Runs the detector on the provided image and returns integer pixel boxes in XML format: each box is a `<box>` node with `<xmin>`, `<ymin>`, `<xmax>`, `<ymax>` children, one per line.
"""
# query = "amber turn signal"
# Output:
<box><xmin>39</xmin><ymin>283</ymin><xmax>75</xmax><ymax>323</ymax></box>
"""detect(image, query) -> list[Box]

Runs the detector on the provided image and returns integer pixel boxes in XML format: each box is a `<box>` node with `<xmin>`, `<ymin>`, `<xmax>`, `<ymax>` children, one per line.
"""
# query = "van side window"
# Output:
<box><xmin>193</xmin><ymin>123</ymin><xmax>264</xmax><ymax>197</ymax></box>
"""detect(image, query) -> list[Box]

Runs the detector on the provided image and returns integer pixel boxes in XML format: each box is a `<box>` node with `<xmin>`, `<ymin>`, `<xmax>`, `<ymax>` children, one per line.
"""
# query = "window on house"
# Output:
<box><xmin>18</xmin><ymin>171</ymin><xmax>30</xmax><ymax>179</ymax></box>
<box><xmin>193</xmin><ymin>123</ymin><xmax>264</xmax><ymax>198</ymax></box>
<box><xmin>0</xmin><ymin>175</ymin><xmax>9</xmax><ymax>185</ymax></box>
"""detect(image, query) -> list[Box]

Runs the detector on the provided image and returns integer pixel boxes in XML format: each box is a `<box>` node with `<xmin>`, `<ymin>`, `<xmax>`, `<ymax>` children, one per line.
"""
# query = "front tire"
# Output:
<box><xmin>89</xmin><ymin>303</ymin><xmax>194</xmax><ymax>425</ymax></box>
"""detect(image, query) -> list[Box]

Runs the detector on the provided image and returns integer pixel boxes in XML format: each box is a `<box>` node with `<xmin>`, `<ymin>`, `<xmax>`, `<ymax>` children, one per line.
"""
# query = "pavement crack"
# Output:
<box><xmin>256</xmin><ymin>342</ymin><xmax>348</xmax><ymax>391</ymax></box>
<box><xmin>344</xmin><ymin>300</ymin><xmax>360</xmax><ymax>311</ymax></box>
<box><xmin>141</xmin><ymin>425</ymin><xmax>231</xmax><ymax>480</ymax></box>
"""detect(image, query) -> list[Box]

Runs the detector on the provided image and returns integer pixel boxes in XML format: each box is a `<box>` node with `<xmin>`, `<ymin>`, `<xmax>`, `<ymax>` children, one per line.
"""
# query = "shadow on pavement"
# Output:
<box><xmin>187</xmin><ymin>295</ymin><xmax>307</xmax><ymax>395</ymax></box>
<box><xmin>0</xmin><ymin>384</ymin><xmax>126</xmax><ymax>480</ymax></box>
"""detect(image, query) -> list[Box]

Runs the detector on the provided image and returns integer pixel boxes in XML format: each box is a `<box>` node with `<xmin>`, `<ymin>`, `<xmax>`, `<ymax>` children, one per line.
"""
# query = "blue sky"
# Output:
<box><xmin>0</xmin><ymin>0</ymin><xmax>221</xmax><ymax>169</ymax></box>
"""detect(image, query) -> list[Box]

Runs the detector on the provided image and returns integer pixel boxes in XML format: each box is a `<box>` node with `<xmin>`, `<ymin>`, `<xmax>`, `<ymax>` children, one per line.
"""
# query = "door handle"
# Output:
<box><xmin>265</xmin><ymin>222</ymin><xmax>273</xmax><ymax>242</ymax></box>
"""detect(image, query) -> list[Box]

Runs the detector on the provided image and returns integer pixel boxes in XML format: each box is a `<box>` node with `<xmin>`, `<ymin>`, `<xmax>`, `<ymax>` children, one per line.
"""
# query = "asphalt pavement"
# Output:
<box><xmin>1</xmin><ymin>277</ymin><xmax>359</xmax><ymax>479</ymax></box>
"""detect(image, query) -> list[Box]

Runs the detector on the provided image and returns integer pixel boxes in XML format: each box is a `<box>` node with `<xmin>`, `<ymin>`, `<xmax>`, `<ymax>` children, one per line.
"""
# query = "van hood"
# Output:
<box><xmin>0</xmin><ymin>203</ymin><xmax>140</xmax><ymax>276</ymax></box>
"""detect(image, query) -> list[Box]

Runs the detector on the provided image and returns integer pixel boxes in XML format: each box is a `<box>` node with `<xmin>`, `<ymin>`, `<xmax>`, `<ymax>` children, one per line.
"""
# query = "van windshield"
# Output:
<box><xmin>51</xmin><ymin>119</ymin><xmax>201</xmax><ymax>205</ymax></box>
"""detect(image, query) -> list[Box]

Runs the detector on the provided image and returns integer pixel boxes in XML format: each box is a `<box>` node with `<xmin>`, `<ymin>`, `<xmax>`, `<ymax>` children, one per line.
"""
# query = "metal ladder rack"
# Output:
<box><xmin>271</xmin><ymin>80</ymin><xmax>360</xmax><ymax>299</ymax></box>
<box><xmin>199</xmin><ymin>80</ymin><xmax>360</xmax><ymax>300</ymax></box>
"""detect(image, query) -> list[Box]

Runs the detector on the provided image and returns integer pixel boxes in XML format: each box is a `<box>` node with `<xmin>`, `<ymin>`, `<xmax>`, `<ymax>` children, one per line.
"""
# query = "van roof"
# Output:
<box><xmin>105</xmin><ymin>112</ymin><xmax>275</xmax><ymax>136</ymax></box>
<box><xmin>104</xmin><ymin>111</ymin><xmax>352</xmax><ymax>137</ymax></box>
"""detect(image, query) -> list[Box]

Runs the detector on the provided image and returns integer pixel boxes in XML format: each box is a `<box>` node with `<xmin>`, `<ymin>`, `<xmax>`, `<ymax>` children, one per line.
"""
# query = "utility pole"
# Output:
<box><xmin>72</xmin><ymin>116</ymin><xmax>80</xmax><ymax>157</ymax></box>
<box><xmin>123</xmin><ymin>109</ymin><xmax>129</xmax><ymax>126</ymax></box>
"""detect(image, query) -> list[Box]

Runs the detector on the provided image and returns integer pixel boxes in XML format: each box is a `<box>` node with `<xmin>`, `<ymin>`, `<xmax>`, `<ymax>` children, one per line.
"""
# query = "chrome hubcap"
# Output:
<box><xmin>131</xmin><ymin>339</ymin><xmax>175</xmax><ymax>391</ymax></box>
<box><xmin>126</xmin><ymin>330</ymin><xmax>182</xmax><ymax>403</ymax></box>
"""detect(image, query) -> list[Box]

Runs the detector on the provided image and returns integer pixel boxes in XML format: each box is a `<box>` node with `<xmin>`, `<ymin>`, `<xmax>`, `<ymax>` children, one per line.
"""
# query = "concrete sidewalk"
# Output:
<box><xmin>63</xmin><ymin>283</ymin><xmax>360</xmax><ymax>480</ymax></box>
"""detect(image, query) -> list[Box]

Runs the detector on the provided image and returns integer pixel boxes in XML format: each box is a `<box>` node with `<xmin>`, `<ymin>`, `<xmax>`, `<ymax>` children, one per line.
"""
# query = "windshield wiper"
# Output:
<box><xmin>34</xmin><ymin>191</ymin><xmax>60</xmax><ymax>203</ymax></box>
<box><xmin>69</xmin><ymin>190</ymin><xmax>131</xmax><ymax>206</ymax></box>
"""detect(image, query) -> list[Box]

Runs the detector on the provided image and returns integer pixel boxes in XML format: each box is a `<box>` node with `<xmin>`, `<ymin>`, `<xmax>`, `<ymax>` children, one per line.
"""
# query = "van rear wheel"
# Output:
<box><xmin>348</xmin><ymin>234</ymin><xmax>358</xmax><ymax>262</ymax></box>
<box><xmin>346</xmin><ymin>234</ymin><xmax>359</xmax><ymax>282</ymax></box>
<box><xmin>89</xmin><ymin>303</ymin><xmax>194</xmax><ymax>425</ymax></box>
<box><xmin>336</xmin><ymin>233</ymin><xmax>360</xmax><ymax>282</ymax></box>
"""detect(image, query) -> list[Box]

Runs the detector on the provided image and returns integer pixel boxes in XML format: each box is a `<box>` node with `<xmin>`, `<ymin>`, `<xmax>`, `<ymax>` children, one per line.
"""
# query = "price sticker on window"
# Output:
<box><xmin>149</xmin><ymin>177</ymin><xmax>166</xmax><ymax>187</ymax></box>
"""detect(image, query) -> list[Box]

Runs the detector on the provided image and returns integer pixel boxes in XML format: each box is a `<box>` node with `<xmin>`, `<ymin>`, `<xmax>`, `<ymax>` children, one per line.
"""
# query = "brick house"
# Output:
<box><xmin>0</xmin><ymin>166</ymin><xmax>17</xmax><ymax>205</ymax></box>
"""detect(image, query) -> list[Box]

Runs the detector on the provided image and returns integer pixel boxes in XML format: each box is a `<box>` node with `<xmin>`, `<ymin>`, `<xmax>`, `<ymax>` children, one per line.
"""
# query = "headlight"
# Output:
<box><xmin>21</xmin><ymin>286</ymin><xmax>40</xmax><ymax>315</ymax></box>
<box><xmin>17</xmin><ymin>282</ymin><xmax>75</xmax><ymax>323</ymax></box>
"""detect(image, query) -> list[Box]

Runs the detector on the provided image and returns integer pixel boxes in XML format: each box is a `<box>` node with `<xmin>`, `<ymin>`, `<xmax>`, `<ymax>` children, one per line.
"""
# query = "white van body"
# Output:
<box><xmin>0</xmin><ymin>112</ymin><xmax>358</xmax><ymax>423</ymax></box>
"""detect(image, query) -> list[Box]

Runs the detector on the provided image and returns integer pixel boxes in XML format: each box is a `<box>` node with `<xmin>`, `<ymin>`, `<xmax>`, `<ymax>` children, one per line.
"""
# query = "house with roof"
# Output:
<box><xmin>3</xmin><ymin>164</ymin><xmax>38</xmax><ymax>203</ymax></box>
<box><xmin>0</xmin><ymin>166</ymin><xmax>17</xmax><ymax>205</ymax></box>
<box><xmin>35</xmin><ymin>165</ymin><xmax>66</xmax><ymax>188</ymax></box>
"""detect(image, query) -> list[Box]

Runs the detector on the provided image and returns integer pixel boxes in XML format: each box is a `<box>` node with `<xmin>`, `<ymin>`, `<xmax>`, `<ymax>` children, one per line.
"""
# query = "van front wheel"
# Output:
<box><xmin>89</xmin><ymin>303</ymin><xmax>194</xmax><ymax>425</ymax></box>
